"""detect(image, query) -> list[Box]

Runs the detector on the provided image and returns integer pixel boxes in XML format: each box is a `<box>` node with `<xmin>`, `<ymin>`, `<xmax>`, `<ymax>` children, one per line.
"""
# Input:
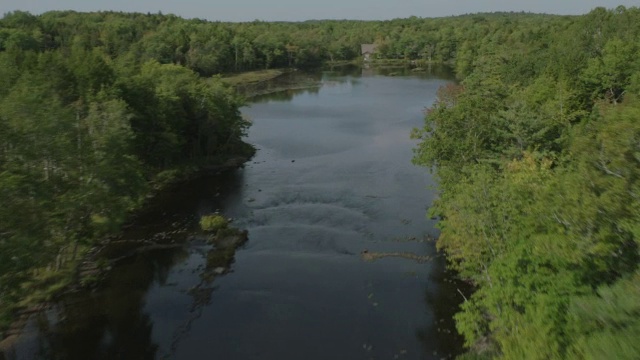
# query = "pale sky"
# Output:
<box><xmin>1</xmin><ymin>0</ymin><xmax>638</xmax><ymax>22</ymax></box>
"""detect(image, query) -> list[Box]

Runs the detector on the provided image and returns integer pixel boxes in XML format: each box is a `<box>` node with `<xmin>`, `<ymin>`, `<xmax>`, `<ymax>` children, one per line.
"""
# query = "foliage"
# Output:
<box><xmin>566</xmin><ymin>270</ymin><xmax>640</xmax><ymax>360</ymax></box>
<box><xmin>199</xmin><ymin>214</ymin><xmax>229</xmax><ymax>232</ymax></box>
<box><xmin>0</xmin><ymin>10</ymin><xmax>579</xmax><ymax>76</ymax></box>
<box><xmin>221</xmin><ymin>69</ymin><xmax>285</xmax><ymax>86</ymax></box>
<box><xmin>0</xmin><ymin>11</ymin><xmax>256</xmax><ymax>333</ymax></box>
<box><xmin>413</xmin><ymin>6</ymin><xmax>640</xmax><ymax>359</ymax></box>
<box><xmin>1</xmin><ymin>8</ymin><xmax>639</xmax><ymax>358</ymax></box>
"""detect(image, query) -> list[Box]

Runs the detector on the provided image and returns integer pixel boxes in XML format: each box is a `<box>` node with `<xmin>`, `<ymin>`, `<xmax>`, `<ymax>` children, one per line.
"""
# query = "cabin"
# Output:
<box><xmin>361</xmin><ymin>44</ymin><xmax>377</xmax><ymax>61</ymax></box>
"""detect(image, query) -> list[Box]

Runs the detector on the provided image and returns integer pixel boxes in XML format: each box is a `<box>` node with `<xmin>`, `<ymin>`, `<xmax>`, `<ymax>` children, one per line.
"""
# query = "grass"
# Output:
<box><xmin>220</xmin><ymin>69</ymin><xmax>286</xmax><ymax>86</ymax></box>
<box><xmin>16</xmin><ymin>266</ymin><xmax>76</xmax><ymax>307</ymax></box>
<box><xmin>325</xmin><ymin>59</ymin><xmax>360</xmax><ymax>67</ymax></box>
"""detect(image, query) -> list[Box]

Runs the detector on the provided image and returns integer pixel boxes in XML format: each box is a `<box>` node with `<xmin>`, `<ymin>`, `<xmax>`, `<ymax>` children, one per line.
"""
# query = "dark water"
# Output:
<box><xmin>2</xmin><ymin>66</ymin><xmax>465</xmax><ymax>360</ymax></box>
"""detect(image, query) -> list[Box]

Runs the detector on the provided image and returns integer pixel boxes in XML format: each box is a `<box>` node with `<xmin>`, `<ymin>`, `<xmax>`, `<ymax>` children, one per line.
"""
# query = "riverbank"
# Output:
<box><xmin>220</xmin><ymin>69</ymin><xmax>289</xmax><ymax>87</ymax></box>
<box><xmin>221</xmin><ymin>68</ymin><xmax>322</xmax><ymax>98</ymax></box>
<box><xmin>0</xmin><ymin>147</ymin><xmax>255</xmax><ymax>348</ymax></box>
<box><xmin>0</xmin><ymin>165</ymin><xmax>260</xmax><ymax>359</ymax></box>
<box><xmin>221</xmin><ymin>62</ymin><xmax>452</xmax><ymax>99</ymax></box>
<box><xmin>0</xmin><ymin>66</ymin><xmax>304</xmax><ymax>344</ymax></box>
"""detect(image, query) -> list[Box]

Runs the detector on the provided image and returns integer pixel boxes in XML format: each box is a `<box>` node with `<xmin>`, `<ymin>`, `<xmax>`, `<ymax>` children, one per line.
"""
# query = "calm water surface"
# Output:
<box><xmin>3</xmin><ymin>66</ymin><xmax>465</xmax><ymax>360</ymax></box>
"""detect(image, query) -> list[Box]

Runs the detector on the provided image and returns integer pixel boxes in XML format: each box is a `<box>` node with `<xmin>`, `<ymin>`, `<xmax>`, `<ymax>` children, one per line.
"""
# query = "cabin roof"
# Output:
<box><xmin>361</xmin><ymin>44</ymin><xmax>377</xmax><ymax>54</ymax></box>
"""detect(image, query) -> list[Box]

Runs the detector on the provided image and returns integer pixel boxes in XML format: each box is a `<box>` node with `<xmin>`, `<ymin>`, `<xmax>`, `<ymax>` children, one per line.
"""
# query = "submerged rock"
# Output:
<box><xmin>210</xmin><ymin>228</ymin><xmax>248</xmax><ymax>249</ymax></box>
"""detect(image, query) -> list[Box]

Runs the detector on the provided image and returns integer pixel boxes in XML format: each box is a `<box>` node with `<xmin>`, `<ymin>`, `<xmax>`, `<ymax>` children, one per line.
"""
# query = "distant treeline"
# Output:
<box><xmin>1</xmin><ymin>10</ymin><xmax>566</xmax><ymax>75</ymax></box>
<box><xmin>412</xmin><ymin>5</ymin><xmax>640</xmax><ymax>359</ymax></box>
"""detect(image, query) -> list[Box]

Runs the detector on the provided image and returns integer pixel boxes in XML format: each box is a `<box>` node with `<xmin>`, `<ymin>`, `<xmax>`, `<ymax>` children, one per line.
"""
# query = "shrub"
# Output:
<box><xmin>199</xmin><ymin>214</ymin><xmax>228</xmax><ymax>232</ymax></box>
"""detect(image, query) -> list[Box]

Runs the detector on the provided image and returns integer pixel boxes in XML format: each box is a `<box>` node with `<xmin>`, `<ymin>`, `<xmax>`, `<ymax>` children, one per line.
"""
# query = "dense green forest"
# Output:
<box><xmin>0</xmin><ymin>10</ymin><xmax>258</xmax><ymax>332</ymax></box>
<box><xmin>412</xmin><ymin>5</ymin><xmax>640</xmax><ymax>360</ymax></box>
<box><xmin>0</xmin><ymin>9</ymin><xmax>566</xmax><ymax>74</ymax></box>
<box><xmin>1</xmin><ymin>6</ymin><xmax>639</xmax><ymax>359</ymax></box>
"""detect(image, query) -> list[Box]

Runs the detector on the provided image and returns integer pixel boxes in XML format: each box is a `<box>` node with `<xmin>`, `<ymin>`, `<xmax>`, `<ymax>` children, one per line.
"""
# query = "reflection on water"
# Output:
<box><xmin>246</xmin><ymin>64</ymin><xmax>454</xmax><ymax>104</ymax></box>
<box><xmin>2</xmin><ymin>66</ymin><xmax>464</xmax><ymax>360</ymax></box>
<box><xmin>238</xmin><ymin>71</ymin><xmax>323</xmax><ymax>102</ymax></box>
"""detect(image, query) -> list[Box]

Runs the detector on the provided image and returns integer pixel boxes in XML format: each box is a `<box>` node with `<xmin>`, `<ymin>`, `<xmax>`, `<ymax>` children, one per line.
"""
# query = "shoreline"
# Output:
<box><xmin>0</xmin><ymin>150</ymin><xmax>255</xmax><ymax>351</ymax></box>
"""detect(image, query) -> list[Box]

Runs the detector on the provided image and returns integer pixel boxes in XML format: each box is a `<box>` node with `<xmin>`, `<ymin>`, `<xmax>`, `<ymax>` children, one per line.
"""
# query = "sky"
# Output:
<box><xmin>1</xmin><ymin>0</ymin><xmax>638</xmax><ymax>22</ymax></box>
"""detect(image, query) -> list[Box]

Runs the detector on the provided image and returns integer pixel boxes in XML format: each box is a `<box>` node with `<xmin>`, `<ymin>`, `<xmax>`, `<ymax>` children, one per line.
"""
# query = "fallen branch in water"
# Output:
<box><xmin>360</xmin><ymin>251</ymin><xmax>433</xmax><ymax>263</ymax></box>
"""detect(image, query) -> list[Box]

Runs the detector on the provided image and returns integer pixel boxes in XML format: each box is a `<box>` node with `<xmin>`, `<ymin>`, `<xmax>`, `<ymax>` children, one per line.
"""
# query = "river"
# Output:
<box><xmin>2</xmin><ymin>66</ymin><xmax>465</xmax><ymax>360</ymax></box>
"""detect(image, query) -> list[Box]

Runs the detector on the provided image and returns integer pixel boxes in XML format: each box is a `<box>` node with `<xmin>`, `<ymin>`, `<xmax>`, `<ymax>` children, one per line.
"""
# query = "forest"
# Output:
<box><xmin>0</xmin><ymin>6</ymin><xmax>639</xmax><ymax>359</ymax></box>
<box><xmin>412</xmin><ymin>5</ymin><xmax>640</xmax><ymax>360</ymax></box>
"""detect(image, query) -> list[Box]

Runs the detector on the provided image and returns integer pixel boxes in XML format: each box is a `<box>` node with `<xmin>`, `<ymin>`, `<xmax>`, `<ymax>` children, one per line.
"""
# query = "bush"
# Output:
<box><xmin>199</xmin><ymin>214</ymin><xmax>228</xmax><ymax>232</ymax></box>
